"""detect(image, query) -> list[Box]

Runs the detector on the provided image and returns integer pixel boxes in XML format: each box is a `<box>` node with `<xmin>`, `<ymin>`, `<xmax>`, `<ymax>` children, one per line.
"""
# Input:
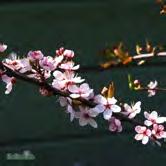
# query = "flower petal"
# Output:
<box><xmin>142</xmin><ymin>136</ymin><xmax>149</xmax><ymax>145</ymax></box>
<box><xmin>103</xmin><ymin>109</ymin><xmax>112</xmax><ymax>120</ymax></box>
<box><xmin>111</xmin><ymin>105</ymin><xmax>121</xmax><ymax>113</ymax></box>
<box><xmin>135</xmin><ymin>134</ymin><xmax>144</xmax><ymax>140</ymax></box>
<box><xmin>144</xmin><ymin>120</ymin><xmax>153</xmax><ymax>126</ymax></box>
<box><xmin>89</xmin><ymin>119</ymin><xmax>98</xmax><ymax>128</ymax></box>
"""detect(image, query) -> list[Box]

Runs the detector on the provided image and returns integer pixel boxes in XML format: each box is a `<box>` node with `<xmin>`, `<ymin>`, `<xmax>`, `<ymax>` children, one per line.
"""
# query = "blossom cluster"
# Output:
<box><xmin>0</xmin><ymin>44</ymin><xmax>122</xmax><ymax>130</ymax></box>
<box><xmin>128</xmin><ymin>75</ymin><xmax>159</xmax><ymax>97</ymax></box>
<box><xmin>133</xmin><ymin>80</ymin><xmax>158</xmax><ymax>97</ymax></box>
<box><xmin>135</xmin><ymin>111</ymin><xmax>166</xmax><ymax>145</ymax></box>
<box><xmin>0</xmin><ymin>43</ymin><xmax>166</xmax><ymax>146</ymax></box>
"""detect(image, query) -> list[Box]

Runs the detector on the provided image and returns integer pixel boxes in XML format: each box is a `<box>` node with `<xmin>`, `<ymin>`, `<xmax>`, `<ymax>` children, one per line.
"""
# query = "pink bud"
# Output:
<box><xmin>63</xmin><ymin>50</ymin><xmax>74</xmax><ymax>58</ymax></box>
<box><xmin>0</xmin><ymin>44</ymin><xmax>7</xmax><ymax>52</ymax></box>
<box><xmin>28</xmin><ymin>50</ymin><xmax>44</xmax><ymax>60</ymax></box>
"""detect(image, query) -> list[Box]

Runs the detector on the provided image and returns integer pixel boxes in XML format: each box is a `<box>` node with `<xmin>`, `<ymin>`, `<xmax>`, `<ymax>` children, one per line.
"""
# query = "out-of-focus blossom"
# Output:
<box><xmin>94</xmin><ymin>95</ymin><xmax>121</xmax><ymax>120</ymax></box>
<box><xmin>147</xmin><ymin>80</ymin><xmax>158</xmax><ymax>97</ymax></box>
<box><xmin>1</xmin><ymin>74</ymin><xmax>16</xmax><ymax>94</ymax></box>
<box><xmin>28</xmin><ymin>50</ymin><xmax>44</xmax><ymax>61</ymax></box>
<box><xmin>152</xmin><ymin>124</ymin><xmax>166</xmax><ymax>139</ymax></box>
<box><xmin>108</xmin><ymin>117</ymin><xmax>122</xmax><ymax>132</ymax></box>
<box><xmin>123</xmin><ymin>101</ymin><xmax>141</xmax><ymax>119</ymax></box>
<box><xmin>0</xmin><ymin>43</ymin><xmax>7</xmax><ymax>52</ymax></box>
<box><xmin>135</xmin><ymin>125</ymin><xmax>151</xmax><ymax>144</ymax></box>
<box><xmin>144</xmin><ymin>111</ymin><xmax>166</xmax><ymax>126</ymax></box>
<box><xmin>59</xmin><ymin>61</ymin><xmax>79</xmax><ymax>71</ymax></box>
<box><xmin>75</xmin><ymin>106</ymin><xmax>98</xmax><ymax>128</ymax></box>
<box><xmin>68</xmin><ymin>83</ymin><xmax>93</xmax><ymax>99</ymax></box>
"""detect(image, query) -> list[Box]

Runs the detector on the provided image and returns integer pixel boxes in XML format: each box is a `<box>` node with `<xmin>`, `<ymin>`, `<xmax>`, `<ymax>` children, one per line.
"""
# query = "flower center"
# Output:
<box><xmin>83</xmin><ymin>113</ymin><xmax>90</xmax><ymax>119</ymax></box>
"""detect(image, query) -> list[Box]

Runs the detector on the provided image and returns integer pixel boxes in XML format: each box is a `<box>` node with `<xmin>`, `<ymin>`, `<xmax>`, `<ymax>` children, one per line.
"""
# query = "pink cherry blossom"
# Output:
<box><xmin>94</xmin><ymin>95</ymin><xmax>121</xmax><ymax>120</ymax></box>
<box><xmin>108</xmin><ymin>117</ymin><xmax>122</xmax><ymax>132</ymax></box>
<box><xmin>0</xmin><ymin>43</ymin><xmax>7</xmax><ymax>52</ymax></box>
<box><xmin>135</xmin><ymin>126</ymin><xmax>151</xmax><ymax>144</ymax></box>
<box><xmin>144</xmin><ymin>111</ymin><xmax>166</xmax><ymax>126</ymax></box>
<box><xmin>68</xmin><ymin>83</ymin><xmax>93</xmax><ymax>99</ymax></box>
<box><xmin>59</xmin><ymin>61</ymin><xmax>80</xmax><ymax>71</ymax></box>
<box><xmin>56</xmin><ymin>48</ymin><xmax>74</xmax><ymax>58</ymax></box>
<box><xmin>1</xmin><ymin>74</ymin><xmax>16</xmax><ymax>94</ymax></box>
<box><xmin>123</xmin><ymin>101</ymin><xmax>141</xmax><ymax>119</ymax></box>
<box><xmin>28</xmin><ymin>50</ymin><xmax>44</xmax><ymax>61</ymax></box>
<box><xmin>4</xmin><ymin>53</ymin><xmax>22</xmax><ymax>71</ymax></box>
<box><xmin>52</xmin><ymin>70</ymin><xmax>84</xmax><ymax>90</ymax></box>
<box><xmin>147</xmin><ymin>80</ymin><xmax>158</xmax><ymax>97</ymax></box>
<box><xmin>152</xmin><ymin>124</ymin><xmax>166</xmax><ymax>139</ymax></box>
<box><xmin>39</xmin><ymin>56</ymin><xmax>57</xmax><ymax>71</ymax></box>
<box><xmin>75</xmin><ymin>106</ymin><xmax>98</xmax><ymax>128</ymax></box>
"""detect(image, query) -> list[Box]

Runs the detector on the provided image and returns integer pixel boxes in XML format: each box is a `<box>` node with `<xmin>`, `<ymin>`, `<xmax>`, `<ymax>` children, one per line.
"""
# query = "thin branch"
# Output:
<box><xmin>132</xmin><ymin>52</ymin><xmax>166</xmax><ymax>59</ymax></box>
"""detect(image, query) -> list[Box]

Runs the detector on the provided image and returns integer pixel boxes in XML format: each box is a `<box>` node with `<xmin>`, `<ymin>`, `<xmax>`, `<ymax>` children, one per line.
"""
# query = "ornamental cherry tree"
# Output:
<box><xmin>1</xmin><ymin>43</ymin><xmax>166</xmax><ymax>146</ymax></box>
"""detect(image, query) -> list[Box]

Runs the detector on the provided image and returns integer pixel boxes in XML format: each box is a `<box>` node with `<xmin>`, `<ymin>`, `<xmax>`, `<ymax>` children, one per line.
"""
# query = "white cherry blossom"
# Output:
<box><xmin>147</xmin><ymin>80</ymin><xmax>158</xmax><ymax>97</ymax></box>
<box><xmin>123</xmin><ymin>101</ymin><xmax>141</xmax><ymax>119</ymax></box>
<box><xmin>94</xmin><ymin>95</ymin><xmax>121</xmax><ymax>120</ymax></box>
<box><xmin>75</xmin><ymin>106</ymin><xmax>98</xmax><ymax>128</ymax></box>
<box><xmin>144</xmin><ymin>111</ymin><xmax>166</xmax><ymax>126</ymax></box>
<box><xmin>135</xmin><ymin>126</ymin><xmax>151</xmax><ymax>144</ymax></box>
<box><xmin>68</xmin><ymin>83</ymin><xmax>93</xmax><ymax>99</ymax></box>
<box><xmin>52</xmin><ymin>70</ymin><xmax>84</xmax><ymax>90</ymax></box>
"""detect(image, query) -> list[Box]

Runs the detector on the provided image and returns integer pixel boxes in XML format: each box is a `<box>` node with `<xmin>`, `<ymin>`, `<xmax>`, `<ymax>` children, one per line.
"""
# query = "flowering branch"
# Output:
<box><xmin>0</xmin><ymin>44</ymin><xmax>166</xmax><ymax>146</ymax></box>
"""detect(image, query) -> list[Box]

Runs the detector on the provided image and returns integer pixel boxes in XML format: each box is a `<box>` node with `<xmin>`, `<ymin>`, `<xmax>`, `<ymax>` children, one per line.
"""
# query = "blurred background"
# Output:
<box><xmin>0</xmin><ymin>0</ymin><xmax>166</xmax><ymax>165</ymax></box>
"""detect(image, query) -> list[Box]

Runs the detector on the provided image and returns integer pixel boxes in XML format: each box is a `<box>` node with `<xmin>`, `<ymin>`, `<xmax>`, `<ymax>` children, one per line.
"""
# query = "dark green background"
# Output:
<box><xmin>0</xmin><ymin>0</ymin><xmax>166</xmax><ymax>165</ymax></box>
